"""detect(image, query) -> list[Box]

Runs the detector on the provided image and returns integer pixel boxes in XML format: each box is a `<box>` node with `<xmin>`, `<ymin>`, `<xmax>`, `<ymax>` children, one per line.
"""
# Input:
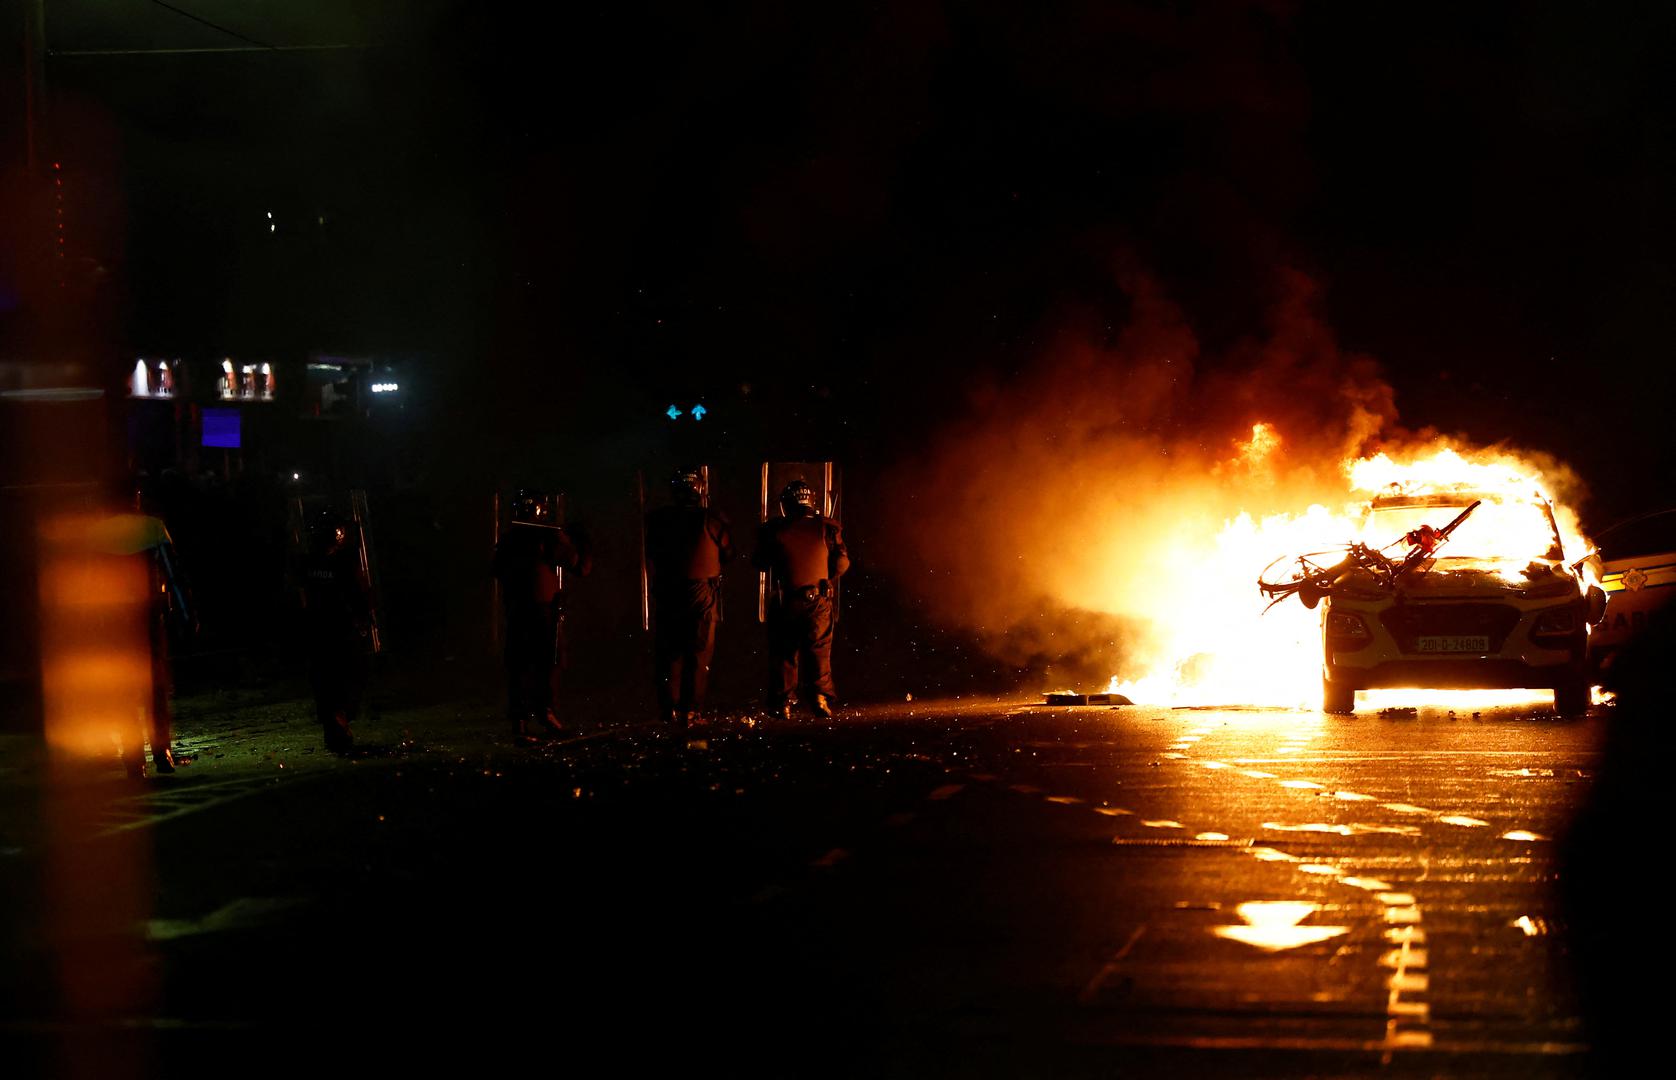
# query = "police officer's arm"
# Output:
<box><xmin>827</xmin><ymin>522</ymin><xmax>850</xmax><ymax>580</ymax></box>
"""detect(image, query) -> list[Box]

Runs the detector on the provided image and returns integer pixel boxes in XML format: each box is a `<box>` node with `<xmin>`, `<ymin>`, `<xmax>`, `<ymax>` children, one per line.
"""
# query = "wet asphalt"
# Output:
<box><xmin>0</xmin><ymin>690</ymin><xmax>1638</xmax><ymax>1077</ymax></box>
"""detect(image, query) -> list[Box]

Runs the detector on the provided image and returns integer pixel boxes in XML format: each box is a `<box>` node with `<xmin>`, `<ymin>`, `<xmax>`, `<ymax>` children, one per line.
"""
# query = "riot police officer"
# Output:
<box><xmin>752</xmin><ymin>479</ymin><xmax>850</xmax><ymax>720</ymax></box>
<box><xmin>644</xmin><ymin>468</ymin><xmax>732</xmax><ymax>726</ymax></box>
<box><xmin>493</xmin><ymin>490</ymin><xmax>589</xmax><ymax>739</ymax></box>
<box><xmin>300</xmin><ymin>511</ymin><xmax>373</xmax><ymax>754</ymax></box>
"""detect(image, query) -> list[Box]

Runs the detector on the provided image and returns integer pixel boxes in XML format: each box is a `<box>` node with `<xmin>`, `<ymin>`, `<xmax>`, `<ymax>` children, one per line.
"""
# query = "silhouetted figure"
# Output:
<box><xmin>493</xmin><ymin>490</ymin><xmax>589</xmax><ymax>739</ymax></box>
<box><xmin>1563</xmin><ymin>604</ymin><xmax>1670</xmax><ymax>1072</ymax></box>
<box><xmin>301</xmin><ymin>512</ymin><xmax>373</xmax><ymax>754</ymax></box>
<box><xmin>752</xmin><ymin>480</ymin><xmax>849</xmax><ymax>720</ymax></box>
<box><xmin>645</xmin><ymin>468</ymin><xmax>732</xmax><ymax>726</ymax></box>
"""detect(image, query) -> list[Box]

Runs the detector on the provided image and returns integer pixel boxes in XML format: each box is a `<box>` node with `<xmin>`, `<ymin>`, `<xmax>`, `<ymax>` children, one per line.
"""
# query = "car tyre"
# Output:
<box><xmin>1553</xmin><ymin>680</ymin><xmax>1590</xmax><ymax>717</ymax></box>
<box><xmin>1322</xmin><ymin>678</ymin><xmax>1356</xmax><ymax>715</ymax></box>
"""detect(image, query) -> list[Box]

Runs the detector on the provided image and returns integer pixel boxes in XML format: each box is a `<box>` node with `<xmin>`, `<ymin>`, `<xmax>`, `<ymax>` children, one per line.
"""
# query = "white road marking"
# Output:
<box><xmin>926</xmin><ymin>783</ymin><xmax>964</xmax><ymax>801</ymax></box>
<box><xmin>1339</xmin><ymin>877</ymin><xmax>1394</xmax><ymax>891</ymax></box>
<box><xmin>1078</xmin><ymin>924</ymin><xmax>1147</xmax><ymax>1004</ymax></box>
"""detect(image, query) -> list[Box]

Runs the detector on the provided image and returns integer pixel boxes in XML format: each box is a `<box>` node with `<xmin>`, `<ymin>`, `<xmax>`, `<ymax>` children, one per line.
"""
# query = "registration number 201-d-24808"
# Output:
<box><xmin>1415</xmin><ymin>635</ymin><xmax>1491</xmax><ymax>653</ymax></box>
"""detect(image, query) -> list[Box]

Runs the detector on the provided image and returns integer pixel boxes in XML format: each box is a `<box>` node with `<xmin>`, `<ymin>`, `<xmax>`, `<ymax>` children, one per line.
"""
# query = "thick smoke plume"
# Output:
<box><xmin>885</xmin><ymin>268</ymin><xmax>1577</xmax><ymax>688</ymax></box>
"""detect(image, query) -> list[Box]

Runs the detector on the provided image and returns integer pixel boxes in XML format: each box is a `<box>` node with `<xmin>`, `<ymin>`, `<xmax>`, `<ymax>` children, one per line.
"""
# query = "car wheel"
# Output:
<box><xmin>1553</xmin><ymin>680</ymin><xmax>1590</xmax><ymax>717</ymax></box>
<box><xmin>1322</xmin><ymin>678</ymin><xmax>1355</xmax><ymax>715</ymax></box>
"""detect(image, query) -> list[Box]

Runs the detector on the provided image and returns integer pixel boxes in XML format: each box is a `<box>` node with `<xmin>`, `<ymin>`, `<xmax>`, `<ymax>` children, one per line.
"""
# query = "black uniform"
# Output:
<box><xmin>645</xmin><ymin>504</ymin><xmax>732</xmax><ymax>721</ymax></box>
<box><xmin>752</xmin><ymin>507</ymin><xmax>850</xmax><ymax>711</ymax></box>
<box><xmin>301</xmin><ymin>532</ymin><xmax>373</xmax><ymax>753</ymax></box>
<box><xmin>493</xmin><ymin>523</ymin><xmax>587</xmax><ymax>735</ymax></box>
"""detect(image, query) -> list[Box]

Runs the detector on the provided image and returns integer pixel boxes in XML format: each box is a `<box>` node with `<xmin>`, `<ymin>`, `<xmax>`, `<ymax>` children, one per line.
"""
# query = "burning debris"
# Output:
<box><xmin>1257</xmin><ymin>498</ymin><xmax>1483</xmax><ymax>612</ymax></box>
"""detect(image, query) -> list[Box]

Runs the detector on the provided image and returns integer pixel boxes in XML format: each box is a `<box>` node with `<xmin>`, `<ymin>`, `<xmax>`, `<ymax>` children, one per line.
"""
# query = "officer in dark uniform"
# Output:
<box><xmin>644</xmin><ymin>468</ymin><xmax>732</xmax><ymax>726</ymax></box>
<box><xmin>300</xmin><ymin>511</ymin><xmax>373</xmax><ymax>754</ymax></box>
<box><xmin>493</xmin><ymin>490</ymin><xmax>590</xmax><ymax>739</ymax></box>
<box><xmin>752</xmin><ymin>479</ymin><xmax>850</xmax><ymax>720</ymax></box>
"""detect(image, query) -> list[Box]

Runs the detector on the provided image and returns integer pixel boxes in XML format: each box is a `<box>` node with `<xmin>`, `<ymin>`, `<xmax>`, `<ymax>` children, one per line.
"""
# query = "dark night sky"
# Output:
<box><xmin>31</xmin><ymin>1</ymin><xmax>1676</xmax><ymax>524</ymax></box>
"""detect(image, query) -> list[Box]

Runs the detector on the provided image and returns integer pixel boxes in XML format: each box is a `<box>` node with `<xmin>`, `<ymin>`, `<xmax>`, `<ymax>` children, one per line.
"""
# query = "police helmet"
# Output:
<box><xmin>670</xmin><ymin>468</ymin><xmax>703</xmax><ymax>506</ymax></box>
<box><xmin>779</xmin><ymin>479</ymin><xmax>816</xmax><ymax>515</ymax></box>
<box><xmin>512</xmin><ymin>489</ymin><xmax>552</xmax><ymax>525</ymax></box>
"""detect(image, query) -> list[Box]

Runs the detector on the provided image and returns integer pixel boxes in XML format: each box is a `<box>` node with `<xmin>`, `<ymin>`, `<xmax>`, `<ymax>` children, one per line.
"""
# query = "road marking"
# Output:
<box><xmin>1381</xmin><ymin>803</ymin><xmax>1431</xmax><ymax>814</ymax></box>
<box><xmin>1078</xmin><ymin>924</ymin><xmax>1147</xmax><ymax>1003</ymax></box>
<box><xmin>1199</xmin><ymin>761</ymin><xmax>1230</xmax><ymax>770</ymax></box>
<box><xmin>1044</xmin><ymin>795</ymin><xmax>1084</xmax><ymax>805</ymax></box>
<box><xmin>1501</xmin><ymin>830</ymin><xmax>1547</xmax><ymax>841</ymax></box>
<box><xmin>1009</xmin><ymin>783</ymin><xmax>1043</xmax><ymax>795</ymax></box>
<box><xmin>146</xmin><ymin>896</ymin><xmax>305</xmax><ymax>941</ymax></box>
<box><xmin>1093</xmin><ymin>806</ymin><xmax>1133</xmax><ymax>816</ymax></box>
<box><xmin>1279</xmin><ymin>779</ymin><xmax>1325</xmax><ymax>790</ymax></box>
<box><xmin>1381</xmin><ymin>888</ymin><xmax>1433</xmax><ymax>1054</ymax></box>
<box><xmin>1438</xmin><ymin>814</ymin><xmax>1489</xmax><ymax>827</ymax></box>
<box><xmin>1340</xmin><ymin>877</ymin><xmax>1394</xmax><ymax>891</ymax></box>
<box><xmin>1140</xmin><ymin>819</ymin><xmax>1185</xmax><ymax>829</ymax></box>
<box><xmin>97</xmin><ymin>775</ymin><xmax>291</xmax><ymax>837</ymax></box>
<box><xmin>1195</xmin><ymin>832</ymin><xmax>1230</xmax><ymax>841</ymax></box>
<box><xmin>926</xmin><ymin>783</ymin><xmax>964</xmax><ymax>801</ymax></box>
<box><xmin>1214</xmin><ymin>901</ymin><xmax>1348</xmax><ymax>951</ymax></box>
<box><xmin>1240</xmin><ymin>769</ymin><xmax>1276</xmax><ymax>779</ymax></box>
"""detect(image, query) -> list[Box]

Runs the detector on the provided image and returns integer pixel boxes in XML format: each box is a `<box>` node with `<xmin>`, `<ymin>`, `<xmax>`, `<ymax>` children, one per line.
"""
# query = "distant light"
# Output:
<box><xmin>260</xmin><ymin>363</ymin><xmax>270</xmax><ymax>374</ymax></box>
<box><xmin>292</xmin><ymin>472</ymin><xmax>300</xmax><ymax>481</ymax></box>
<box><xmin>266</xmin><ymin>211</ymin><xmax>272</xmax><ymax>219</ymax></box>
<box><xmin>665</xmin><ymin>404</ymin><xmax>682</xmax><ymax>420</ymax></box>
<box><xmin>370</xmin><ymin>382</ymin><xmax>399</xmax><ymax>393</ymax></box>
<box><xmin>221</xmin><ymin>360</ymin><xmax>234</xmax><ymax>372</ymax></box>
<box><xmin>691</xmin><ymin>404</ymin><xmax>707</xmax><ymax>421</ymax></box>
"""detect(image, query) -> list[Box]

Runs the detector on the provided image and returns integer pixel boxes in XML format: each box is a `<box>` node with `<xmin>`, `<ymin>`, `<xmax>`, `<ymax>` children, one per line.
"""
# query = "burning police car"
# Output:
<box><xmin>1261</xmin><ymin>489</ymin><xmax>1606</xmax><ymax>716</ymax></box>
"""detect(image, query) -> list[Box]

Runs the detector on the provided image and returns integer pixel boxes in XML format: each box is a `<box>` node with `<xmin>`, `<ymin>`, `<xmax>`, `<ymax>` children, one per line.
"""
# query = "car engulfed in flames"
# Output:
<box><xmin>1318</xmin><ymin>490</ymin><xmax>1606</xmax><ymax>716</ymax></box>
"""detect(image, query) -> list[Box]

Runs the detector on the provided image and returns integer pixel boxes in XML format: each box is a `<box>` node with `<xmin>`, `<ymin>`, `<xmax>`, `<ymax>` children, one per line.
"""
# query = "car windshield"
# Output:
<box><xmin>1362</xmin><ymin>498</ymin><xmax>1564</xmax><ymax>562</ymax></box>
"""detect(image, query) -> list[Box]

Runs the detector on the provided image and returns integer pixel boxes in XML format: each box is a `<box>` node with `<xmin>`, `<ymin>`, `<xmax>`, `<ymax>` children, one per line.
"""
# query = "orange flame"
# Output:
<box><xmin>1102</xmin><ymin>432</ymin><xmax>1595</xmax><ymax>707</ymax></box>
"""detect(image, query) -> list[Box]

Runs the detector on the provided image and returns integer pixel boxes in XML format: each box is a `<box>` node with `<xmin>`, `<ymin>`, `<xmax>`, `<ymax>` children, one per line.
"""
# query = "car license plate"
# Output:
<box><xmin>1416</xmin><ymin>635</ymin><xmax>1490</xmax><ymax>653</ymax></box>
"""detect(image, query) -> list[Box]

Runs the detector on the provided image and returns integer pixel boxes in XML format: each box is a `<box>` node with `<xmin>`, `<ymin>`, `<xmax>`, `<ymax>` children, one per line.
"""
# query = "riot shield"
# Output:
<box><xmin>348</xmin><ymin>490</ymin><xmax>383</xmax><ymax>654</ymax></box>
<box><xmin>758</xmin><ymin>461</ymin><xmax>842</xmax><ymax>623</ymax></box>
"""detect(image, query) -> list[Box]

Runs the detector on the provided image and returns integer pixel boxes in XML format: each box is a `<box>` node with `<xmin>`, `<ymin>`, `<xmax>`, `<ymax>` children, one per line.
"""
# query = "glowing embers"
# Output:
<box><xmin>1213</xmin><ymin>901</ymin><xmax>1349</xmax><ymax>951</ymax></box>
